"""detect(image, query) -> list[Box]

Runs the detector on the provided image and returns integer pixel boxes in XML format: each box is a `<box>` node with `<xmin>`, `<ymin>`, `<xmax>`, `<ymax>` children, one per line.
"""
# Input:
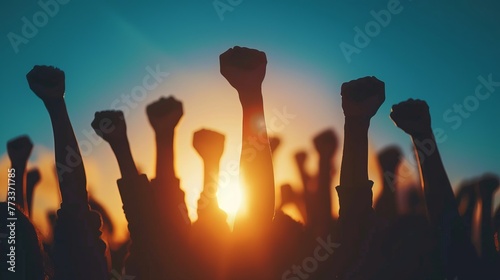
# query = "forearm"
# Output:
<box><xmin>45</xmin><ymin>99</ymin><xmax>87</xmax><ymax>205</ymax></box>
<box><xmin>340</xmin><ymin>118</ymin><xmax>369</xmax><ymax>187</ymax></box>
<box><xmin>337</xmin><ymin>117</ymin><xmax>373</xmax><ymax>233</ymax></box>
<box><xmin>201</xmin><ymin>159</ymin><xmax>220</xmax><ymax>208</ymax></box>
<box><xmin>110</xmin><ymin>140</ymin><xmax>139</xmax><ymax>181</ymax></box>
<box><xmin>412</xmin><ymin>133</ymin><xmax>457</xmax><ymax>226</ymax></box>
<box><xmin>155</xmin><ymin>131</ymin><xmax>175</xmax><ymax>183</ymax></box>
<box><xmin>239</xmin><ymin>93</ymin><xmax>275</xmax><ymax>223</ymax></box>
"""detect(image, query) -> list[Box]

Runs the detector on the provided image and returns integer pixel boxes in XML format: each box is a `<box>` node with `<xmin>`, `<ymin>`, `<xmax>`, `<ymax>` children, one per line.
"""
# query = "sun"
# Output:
<box><xmin>217</xmin><ymin>182</ymin><xmax>244</xmax><ymax>224</ymax></box>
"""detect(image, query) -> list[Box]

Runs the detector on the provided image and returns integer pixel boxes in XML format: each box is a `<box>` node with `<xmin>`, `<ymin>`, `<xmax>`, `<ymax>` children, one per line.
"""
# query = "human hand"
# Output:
<box><xmin>91</xmin><ymin>111</ymin><xmax>127</xmax><ymax>146</ymax></box>
<box><xmin>341</xmin><ymin>76</ymin><xmax>385</xmax><ymax>119</ymax></box>
<box><xmin>26</xmin><ymin>65</ymin><xmax>65</xmax><ymax>100</ymax></box>
<box><xmin>193</xmin><ymin>129</ymin><xmax>225</xmax><ymax>162</ymax></box>
<box><xmin>27</xmin><ymin>168</ymin><xmax>41</xmax><ymax>188</ymax></box>
<box><xmin>7</xmin><ymin>135</ymin><xmax>33</xmax><ymax>166</ymax></box>
<box><xmin>390</xmin><ymin>99</ymin><xmax>432</xmax><ymax>137</ymax></box>
<box><xmin>219</xmin><ymin>46</ymin><xmax>267</xmax><ymax>105</ymax></box>
<box><xmin>269</xmin><ymin>137</ymin><xmax>281</xmax><ymax>154</ymax></box>
<box><xmin>313</xmin><ymin>129</ymin><xmax>338</xmax><ymax>159</ymax></box>
<box><xmin>295</xmin><ymin>151</ymin><xmax>307</xmax><ymax>167</ymax></box>
<box><xmin>146</xmin><ymin>96</ymin><xmax>183</xmax><ymax>134</ymax></box>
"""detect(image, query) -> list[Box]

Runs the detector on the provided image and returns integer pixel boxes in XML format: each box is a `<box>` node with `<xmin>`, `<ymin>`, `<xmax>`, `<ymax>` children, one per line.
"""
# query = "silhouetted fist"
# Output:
<box><xmin>477</xmin><ymin>174</ymin><xmax>499</xmax><ymax>199</ymax></box>
<box><xmin>146</xmin><ymin>96</ymin><xmax>183</xmax><ymax>133</ymax></box>
<box><xmin>378</xmin><ymin>146</ymin><xmax>402</xmax><ymax>172</ymax></box>
<box><xmin>313</xmin><ymin>129</ymin><xmax>338</xmax><ymax>158</ymax></box>
<box><xmin>26</xmin><ymin>65</ymin><xmax>65</xmax><ymax>100</ymax></box>
<box><xmin>269</xmin><ymin>137</ymin><xmax>281</xmax><ymax>154</ymax></box>
<box><xmin>91</xmin><ymin>111</ymin><xmax>127</xmax><ymax>145</ymax></box>
<box><xmin>341</xmin><ymin>76</ymin><xmax>385</xmax><ymax>119</ymax></box>
<box><xmin>390</xmin><ymin>99</ymin><xmax>432</xmax><ymax>137</ymax></box>
<box><xmin>193</xmin><ymin>129</ymin><xmax>225</xmax><ymax>162</ymax></box>
<box><xmin>27</xmin><ymin>169</ymin><xmax>41</xmax><ymax>187</ymax></box>
<box><xmin>295</xmin><ymin>151</ymin><xmax>308</xmax><ymax>167</ymax></box>
<box><xmin>7</xmin><ymin>135</ymin><xmax>33</xmax><ymax>166</ymax></box>
<box><xmin>220</xmin><ymin>46</ymin><xmax>267</xmax><ymax>104</ymax></box>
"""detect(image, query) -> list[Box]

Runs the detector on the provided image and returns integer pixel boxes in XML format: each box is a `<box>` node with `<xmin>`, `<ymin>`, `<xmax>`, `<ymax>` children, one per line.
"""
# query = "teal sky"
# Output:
<box><xmin>1</xmin><ymin>0</ymin><xmax>499</xmax><ymax>206</ymax></box>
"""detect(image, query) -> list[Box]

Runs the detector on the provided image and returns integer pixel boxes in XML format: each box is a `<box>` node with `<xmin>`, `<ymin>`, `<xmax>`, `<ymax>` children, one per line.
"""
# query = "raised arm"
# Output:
<box><xmin>339</xmin><ymin>77</ymin><xmax>384</xmax><ymax>188</ymax></box>
<box><xmin>294</xmin><ymin>151</ymin><xmax>315</xmax><ymax>226</ymax></box>
<box><xmin>26</xmin><ymin>66</ymin><xmax>87</xmax><ymax>206</ymax></box>
<box><xmin>7</xmin><ymin>135</ymin><xmax>33</xmax><ymax>212</ymax></box>
<box><xmin>27</xmin><ymin>65</ymin><xmax>107</xmax><ymax>280</ymax></box>
<box><xmin>92</xmin><ymin>110</ymin><xmax>156</xmax><ymax>278</ymax></box>
<box><xmin>390</xmin><ymin>100</ymin><xmax>456</xmax><ymax>226</ymax></box>
<box><xmin>26</xmin><ymin>168</ymin><xmax>41</xmax><ymax>217</ymax></box>
<box><xmin>91</xmin><ymin>111</ymin><xmax>138</xmax><ymax>180</ymax></box>
<box><xmin>220</xmin><ymin>46</ymin><xmax>275</xmax><ymax>228</ymax></box>
<box><xmin>313</xmin><ymin>129</ymin><xmax>338</xmax><ymax>235</ymax></box>
<box><xmin>193</xmin><ymin>129</ymin><xmax>226</xmax><ymax>215</ymax></box>
<box><xmin>335</xmin><ymin>77</ymin><xmax>384</xmax><ymax>279</ymax></box>
<box><xmin>390</xmin><ymin>98</ymin><xmax>479</xmax><ymax>278</ymax></box>
<box><xmin>146</xmin><ymin>96</ymin><xmax>183</xmax><ymax>186</ymax></box>
<box><xmin>374</xmin><ymin>146</ymin><xmax>402</xmax><ymax>222</ymax></box>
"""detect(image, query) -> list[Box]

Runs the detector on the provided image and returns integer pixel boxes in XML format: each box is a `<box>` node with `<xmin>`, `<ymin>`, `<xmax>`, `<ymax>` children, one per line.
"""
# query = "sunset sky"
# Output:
<box><xmin>1</xmin><ymin>0</ymin><xmax>499</xmax><ymax>243</ymax></box>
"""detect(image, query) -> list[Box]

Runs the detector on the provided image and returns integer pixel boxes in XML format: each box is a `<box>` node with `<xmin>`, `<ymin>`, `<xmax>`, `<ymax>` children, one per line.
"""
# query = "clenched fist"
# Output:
<box><xmin>146</xmin><ymin>96</ymin><xmax>183</xmax><ymax>133</ymax></box>
<box><xmin>193</xmin><ymin>129</ymin><xmax>225</xmax><ymax>162</ymax></box>
<box><xmin>26</xmin><ymin>65</ymin><xmax>65</xmax><ymax>100</ymax></box>
<box><xmin>313</xmin><ymin>129</ymin><xmax>338</xmax><ymax>158</ymax></box>
<box><xmin>341</xmin><ymin>76</ymin><xmax>385</xmax><ymax>119</ymax></box>
<box><xmin>91</xmin><ymin>111</ymin><xmax>127</xmax><ymax>145</ymax></box>
<box><xmin>269</xmin><ymin>137</ymin><xmax>281</xmax><ymax>154</ymax></box>
<box><xmin>390</xmin><ymin>99</ymin><xmax>432</xmax><ymax>137</ymax></box>
<box><xmin>7</xmin><ymin>135</ymin><xmax>33</xmax><ymax>166</ymax></box>
<box><xmin>294</xmin><ymin>151</ymin><xmax>308</xmax><ymax>167</ymax></box>
<box><xmin>220</xmin><ymin>46</ymin><xmax>267</xmax><ymax>104</ymax></box>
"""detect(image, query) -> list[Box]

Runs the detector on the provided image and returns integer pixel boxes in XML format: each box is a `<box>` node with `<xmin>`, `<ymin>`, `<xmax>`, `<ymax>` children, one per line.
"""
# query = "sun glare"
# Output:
<box><xmin>217</xmin><ymin>182</ymin><xmax>244</xmax><ymax>221</ymax></box>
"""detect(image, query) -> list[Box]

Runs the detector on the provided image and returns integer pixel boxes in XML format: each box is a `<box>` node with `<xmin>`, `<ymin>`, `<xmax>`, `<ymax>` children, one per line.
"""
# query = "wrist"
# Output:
<box><xmin>110</xmin><ymin>139</ymin><xmax>131</xmax><ymax>155</ymax></box>
<box><xmin>43</xmin><ymin>98</ymin><xmax>65</xmax><ymax>110</ymax></box>
<box><xmin>344</xmin><ymin>117</ymin><xmax>370</xmax><ymax>133</ymax></box>
<box><xmin>411</xmin><ymin>131</ymin><xmax>434</xmax><ymax>142</ymax></box>
<box><xmin>410</xmin><ymin>130</ymin><xmax>434</xmax><ymax>141</ymax></box>
<box><xmin>238</xmin><ymin>88</ymin><xmax>264</xmax><ymax>107</ymax></box>
<box><xmin>10</xmin><ymin>161</ymin><xmax>28</xmax><ymax>170</ymax></box>
<box><xmin>155</xmin><ymin>129</ymin><xmax>175</xmax><ymax>141</ymax></box>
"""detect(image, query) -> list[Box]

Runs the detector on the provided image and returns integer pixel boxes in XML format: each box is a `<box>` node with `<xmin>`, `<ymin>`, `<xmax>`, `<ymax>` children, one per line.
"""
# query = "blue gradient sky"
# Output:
<box><xmin>1</xmin><ymin>0</ymin><xmax>499</xmax><ymax>238</ymax></box>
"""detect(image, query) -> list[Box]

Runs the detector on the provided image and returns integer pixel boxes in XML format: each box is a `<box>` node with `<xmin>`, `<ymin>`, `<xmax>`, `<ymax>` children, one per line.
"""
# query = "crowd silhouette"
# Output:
<box><xmin>1</xmin><ymin>46</ymin><xmax>499</xmax><ymax>280</ymax></box>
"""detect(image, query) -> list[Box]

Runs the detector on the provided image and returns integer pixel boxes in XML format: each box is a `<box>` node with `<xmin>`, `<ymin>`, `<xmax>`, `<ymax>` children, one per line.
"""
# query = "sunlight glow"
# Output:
<box><xmin>217</xmin><ymin>182</ymin><xmax>244</xmax><ymax>222</ymax></box>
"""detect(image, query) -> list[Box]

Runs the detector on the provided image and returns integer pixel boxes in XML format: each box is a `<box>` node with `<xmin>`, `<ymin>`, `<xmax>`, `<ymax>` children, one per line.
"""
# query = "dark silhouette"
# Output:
<box><xmin>191</xmin><ymin>128</ymin><xmax>230</xmax><ymax>280</ymax></box>
<box><xmin>312</xmin><ymin>129</ymin><xmax>338</xmax><ymax>238</ymax></box>
<box><xmin>3</xmin><ymin>48</ymin><xmax>498</xmax><ymax>280</ymax></box>
<box><xmin>391</xmin><ymin>98</ymin><xmax>480</xmax><ymax>279</ymax></box>
<box><xmin>92</xmin><ymin>110</ymin><xmax>159</xmax><ymax>278</ymax></box>
<box><xmin>456</xmin><ymin>178</ymin><xmax>478</xmax><ymax>243</ymax></box>
<box><xmin>26</xmin><ymin>168</ymin><xmax>41</xmax><ymax>217</ymax></box>
<box><xmin>219</xmin><ymin>46</ymin><xmax>276</xmax><ymax>279</ymax></box>
<box><xmin>27</xmin><ymin>65</ymin><xmax>108</xmax><ymax>280</ymax></box>
<box><xmin>7</xmin><ymin>135</ymin><xmax>33</xmax><ymax>212</ymax></box>
<box><xmin>0</xmin><ymin>202</ymin><xmax>50</xmax><ymax>280</ymax></box>
<box><xmin>477</xmin><ymin>174</ymin><xmax>500</xmax><ymax>278</ymax></box>
<box><xmin>374</xmin><ymin>145</ymin><xmax>402</xmax><ymax>222</ymax></box>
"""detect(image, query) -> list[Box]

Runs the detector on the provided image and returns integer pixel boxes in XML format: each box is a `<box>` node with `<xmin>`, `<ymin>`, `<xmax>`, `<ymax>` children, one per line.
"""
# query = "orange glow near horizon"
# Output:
<box><xmin>217</xmin><ymin>182</ymin><xmax>244</xmax><ymax>225</ymax></box>
<box><xmin>0</xmin><ymin>64</ymin><xmax>394</xmax><ymax>246</ymax></box>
